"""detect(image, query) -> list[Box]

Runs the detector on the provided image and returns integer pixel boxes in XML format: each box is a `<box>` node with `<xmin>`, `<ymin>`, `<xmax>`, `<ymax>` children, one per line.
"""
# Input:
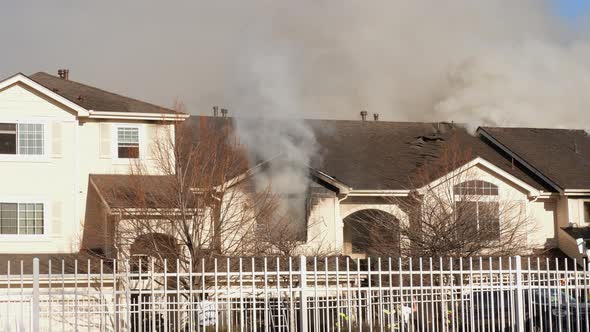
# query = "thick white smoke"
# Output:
<box><xmin>2</xmin><ymin>1</ymin><xmax>590</xmax><ymax>203</ymax></box>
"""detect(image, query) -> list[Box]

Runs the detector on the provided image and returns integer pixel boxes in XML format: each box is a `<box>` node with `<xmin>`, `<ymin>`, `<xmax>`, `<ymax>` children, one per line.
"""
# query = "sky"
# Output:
<box><xmin>1</xmin><ymin>1</ymin><xmax>590</xmax><ymax>129</ymax></box>
<box><xmin>556</xmin><ymin>0</ymin><xmax>590</xmax><ymax>19</ymax></box>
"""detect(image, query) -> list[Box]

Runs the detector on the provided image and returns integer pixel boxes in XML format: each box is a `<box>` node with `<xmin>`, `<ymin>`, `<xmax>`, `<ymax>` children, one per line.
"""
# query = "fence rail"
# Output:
<box><xmin>0</xmin><ymin>255</ymin><xmax>589</xmax><ymax>331</ymax></box>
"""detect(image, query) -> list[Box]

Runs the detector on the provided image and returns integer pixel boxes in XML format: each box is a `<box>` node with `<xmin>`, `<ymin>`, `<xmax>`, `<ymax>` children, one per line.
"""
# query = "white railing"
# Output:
<box><xmin>0</xmin><ymin>256</ymin><xmax>589</xmax><ymax>331</ymax></box>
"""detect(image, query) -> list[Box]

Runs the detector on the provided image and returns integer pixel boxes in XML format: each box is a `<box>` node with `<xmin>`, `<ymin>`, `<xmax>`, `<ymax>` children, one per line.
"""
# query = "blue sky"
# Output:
<box><xmin>556</xmin><ymin>0</ymin><xmax>590</xmax><ymax>20</ymax></box>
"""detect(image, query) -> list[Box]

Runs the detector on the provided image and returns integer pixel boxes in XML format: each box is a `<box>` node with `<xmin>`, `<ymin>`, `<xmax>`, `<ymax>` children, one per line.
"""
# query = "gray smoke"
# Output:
<box><xmin>2</xmin><ymin>1</ymin><xmax>590</xmax><ymax>203</ymax></box>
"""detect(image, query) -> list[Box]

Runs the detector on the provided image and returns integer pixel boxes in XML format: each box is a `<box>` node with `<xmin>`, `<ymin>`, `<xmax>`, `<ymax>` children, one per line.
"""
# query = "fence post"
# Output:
<box><xmin>32</xmin><ymin>258</ymin><xmax>40</xmax><ymax>332</ymax></box>
<box><xmin>299</xmin><ymin>255</ymin><xmax>308</xmax><ymax>332</ymax></box>
<box><xmin>514</xmin><ymin>256</ymin><xmax>525</xmax><ymax>332</ymax></box>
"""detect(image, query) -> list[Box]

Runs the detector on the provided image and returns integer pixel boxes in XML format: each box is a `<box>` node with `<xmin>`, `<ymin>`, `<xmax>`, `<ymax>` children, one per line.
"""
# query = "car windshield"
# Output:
<box><xmin>531</xmin><ymin>289</ymin><xmax>577</xmax><ymax>305</ymax></box>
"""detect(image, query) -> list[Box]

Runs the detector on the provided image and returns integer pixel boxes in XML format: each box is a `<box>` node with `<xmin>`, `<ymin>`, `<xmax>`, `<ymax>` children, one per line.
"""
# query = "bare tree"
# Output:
<box><xmin>351</xmin><ymin>136</ymin><xmax>532</xmax><ymax>258</ymax></box>
<box><xmin>94</xmin><ymin>110</ymin><xmax>281</xmax><ymax>273</ymax></box>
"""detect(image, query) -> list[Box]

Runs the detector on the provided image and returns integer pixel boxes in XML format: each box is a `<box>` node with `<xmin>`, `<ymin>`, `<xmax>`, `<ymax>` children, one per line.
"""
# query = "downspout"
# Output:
<box><xmin>336</xmin><ymin>192</ymin><xmax>349</xmax><ymax>253</ymax></box>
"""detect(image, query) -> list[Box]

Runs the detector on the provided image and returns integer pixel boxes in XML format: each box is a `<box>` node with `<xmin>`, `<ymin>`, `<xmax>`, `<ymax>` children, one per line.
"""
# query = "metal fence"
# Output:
<box><xmin>0</xmin><ymin>255</ymin><xmax>589</xmax><ymax>331</ymax></box>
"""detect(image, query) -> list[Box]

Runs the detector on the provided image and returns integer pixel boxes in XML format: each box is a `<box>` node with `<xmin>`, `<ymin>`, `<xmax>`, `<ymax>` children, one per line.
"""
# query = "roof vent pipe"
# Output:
<box><xmin>373</xmin><ymin>113</ymin><xmax>379</xmax><ymax>121</ymax></box>
<box><xmin>213</xmin><ymin>106</ymin><xmax>219</xmax><ymax>117</ymax></box>
<box><xmin>57</xmin><ymin>69</ymin><xmax>69</xmax><ymax>80</ymax></box>
<box><xmin>220</xmin><ymin>108</ymin><xmax>228</xmax><ymax>118</ymax></box>
<box><xmin>360</xmin><ymin>110</ymin><xmax>368</xmax><ymax>121</ymax></box>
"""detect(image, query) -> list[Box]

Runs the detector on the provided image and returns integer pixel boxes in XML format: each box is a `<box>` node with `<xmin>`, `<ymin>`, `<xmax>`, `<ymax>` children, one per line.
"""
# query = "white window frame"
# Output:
<box><xmin>0</xmin><ymin>197</ymin><xmax>50</xmax><ymax>239</ymax></box>
<box><xmin>453</xmin><ymin>180</ymin><xmax>501</xmax><ymax>240</ymax></box>
<box><xmin>112</xmin><ymin>124</ymin><xmax>144</xmax><ymax>162</ymax></box>
<box><xmin>578</xmin><ymin>199</ymin><xmax>590</xmax><ymax>225</ymax></box>
<box><xmin>0</xmin><ymin>118</ymin><xmax>50</xmax><ymax>162</ymax></box>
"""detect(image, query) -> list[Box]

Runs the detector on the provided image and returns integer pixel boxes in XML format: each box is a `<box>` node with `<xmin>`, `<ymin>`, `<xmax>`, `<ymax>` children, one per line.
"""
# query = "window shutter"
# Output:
<box><xmin>52</xmin><ymin>122</ymin><xmax>62</xmax><ymax>157</ymax></box>
<box><xmin>145</xmin><ymin>124</ymin><xmax>157</xmax><ymax>160</ymax></box>
<box><xmin>99</xmin><ymin>123</ymin><xmax>111</xmax><ymax>158</ymax></box>
<box><xmin>51</xmin><ymin>201</ymin><xmax>62</xmax><ymax>235</ymax></box>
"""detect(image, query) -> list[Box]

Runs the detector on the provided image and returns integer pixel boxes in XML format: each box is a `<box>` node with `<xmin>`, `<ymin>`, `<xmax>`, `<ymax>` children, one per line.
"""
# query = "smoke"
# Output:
<box><xmin>2</xmin><ymin>1</ymin><xmax>590</xmax><ymax>203</ymax></box>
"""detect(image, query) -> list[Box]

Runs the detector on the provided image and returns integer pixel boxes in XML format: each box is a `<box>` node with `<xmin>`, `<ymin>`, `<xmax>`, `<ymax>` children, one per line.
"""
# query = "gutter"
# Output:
<box><xmin>347</xmin><ymin>189</ymin><xmax>411</xmax><ymax>197</ymax></box>
<box><xmin>563</xmin><ymin>189</ymin><xmax>590</xmax><ymax>196</ymax></box>
<box><xmin>87</xmin><ymin>110</ymin><xmax>189</xmax><ymax>121</ymax></box>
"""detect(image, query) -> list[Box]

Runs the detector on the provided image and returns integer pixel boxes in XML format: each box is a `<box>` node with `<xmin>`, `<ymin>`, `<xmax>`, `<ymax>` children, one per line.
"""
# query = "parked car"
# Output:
<box><xmin>528</xmin><ymin>288</ymin><xmax>590</xmax><ymax>332</ymax></box>
<box><xmin>461</xmin><ymin>289</ymin><xmax>590</xmax><ymax>332</ymax></box>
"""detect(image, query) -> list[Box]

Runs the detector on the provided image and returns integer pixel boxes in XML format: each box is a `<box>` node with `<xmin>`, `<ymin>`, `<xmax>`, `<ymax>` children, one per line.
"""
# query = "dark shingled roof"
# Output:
<box><xmin>29</xmin><ymin>72</ymin><xmax>178</xmax><ymax>114</ymax></box>
<box><xmin>562</xmin><ymin>226</ymin><xmax>590</xmax><ymax>240</ymax></box>
<box><xmin>480</xmin><ymin>127</ymin><xmax>590</xmax><ymax>190</ymax></box>
<box><xmin>186</xmin><ymin>116</ymin><xmax>548</xmax><ymax>191</ymax></box>
<box><xmin>306</xmin><ymin>120</ymin><xmax>547</xmax><ymax>190</ymax></box>
<box><xmin>90</xmin><ymin>174</ymin><xmax>176</xmax><ymax>209</ymax></box>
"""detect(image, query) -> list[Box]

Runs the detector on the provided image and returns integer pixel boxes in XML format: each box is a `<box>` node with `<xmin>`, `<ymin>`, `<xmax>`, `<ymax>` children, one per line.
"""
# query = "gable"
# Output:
<box><xmin>420</xmin><ymin>157</ymin><xmax>543</xmax><ymax>198</ymax></box>
<box><xmin>0</xmin><ymin>82</ymin><xmax>79</xmax><ymax>120</ymax></box>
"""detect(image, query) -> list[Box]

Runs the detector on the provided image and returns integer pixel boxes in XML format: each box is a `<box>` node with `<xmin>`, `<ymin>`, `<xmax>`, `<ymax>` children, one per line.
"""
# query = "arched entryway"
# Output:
<box><xmin>130</xmin><ymin>233</ymin><xmax>179</xmax><ymax>272</ymax></box>
<box><xmin>343</xmin><ymin>209</ymin><xmax>400</xmax><ymax>258</ymax></box>
<box><xmin>129</xmin><ymin>233</ymin><xmax>179</xmax><ymax>332</ymax></box>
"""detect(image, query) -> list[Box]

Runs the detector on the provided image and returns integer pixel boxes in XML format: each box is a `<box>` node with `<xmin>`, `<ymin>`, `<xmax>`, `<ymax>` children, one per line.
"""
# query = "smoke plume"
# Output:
<box><xmin>2</xmin><ymin>1</ymin><xmax>590</xmax><ymax>207</ymax></box>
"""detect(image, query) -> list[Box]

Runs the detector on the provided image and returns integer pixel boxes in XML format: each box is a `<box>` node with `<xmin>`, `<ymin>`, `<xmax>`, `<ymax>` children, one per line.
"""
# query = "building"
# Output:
<box><xmin>0</xmin><ymin>70</ymin><xmax>588</xmax><ymax>263</ymax></box>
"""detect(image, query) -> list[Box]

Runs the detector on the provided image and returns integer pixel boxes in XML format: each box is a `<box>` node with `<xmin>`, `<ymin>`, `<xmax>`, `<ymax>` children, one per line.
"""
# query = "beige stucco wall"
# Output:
<box><xmin>0</xmin><ymin>82</ymin><xmax>172</xmax><ymax>254</ymax></box>
<box><xmin>333</xmin><ymin>163</ymin><xmax>558</xmax><ymax>256</ymax></box>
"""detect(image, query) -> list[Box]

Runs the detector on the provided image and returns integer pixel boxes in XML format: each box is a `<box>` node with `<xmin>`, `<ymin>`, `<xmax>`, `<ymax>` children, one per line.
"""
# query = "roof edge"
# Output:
<box><xmin>0</xmin><ymin>73</ymin><xmax>91</xmax><ymax>117</ymax></box>
<box><xmin>477</xmin><ymin>127</ymin><xmax>563</xmax><ymax>193</ymax></box>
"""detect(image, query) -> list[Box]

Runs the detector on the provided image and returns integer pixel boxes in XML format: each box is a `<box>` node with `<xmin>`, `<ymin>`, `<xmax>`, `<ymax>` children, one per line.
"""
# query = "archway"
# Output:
<box><xmin>129</xmin><ymin>233</ymin><xmax>179</xmax><ymax>332</ymax></box>
<box><xmin>343</xmin><ymin>209</ymin><xmax>400</xmax><ymax>257</ymax></box>
<box><xmin>130</xmin><ymin>233</ymin><xmax>179</xmax><ymax>273</ymax></box>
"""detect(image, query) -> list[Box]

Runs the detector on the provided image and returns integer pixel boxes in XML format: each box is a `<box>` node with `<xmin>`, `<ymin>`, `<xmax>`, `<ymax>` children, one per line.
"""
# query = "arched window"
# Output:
<box><xmin>454</xmin><ymin>180</ymin><xmax>498</xmax><ymax>196</ymax></box>
<box><xmin>454</xmin><ymin>180</ymin><xmax>500</xmax><ymax>240</ymax></box>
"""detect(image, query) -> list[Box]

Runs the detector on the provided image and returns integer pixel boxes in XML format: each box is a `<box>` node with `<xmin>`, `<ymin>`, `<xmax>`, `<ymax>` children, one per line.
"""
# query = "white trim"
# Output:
<box><xmin>418</xmin><ymin>157</ymin><xmax>541</xmax><ymax>197</ymax></box>
<box><xmin>347</xmin><ymin>189</ymin><xmax>410</xmax><ymax>197</ymax></box>
<box><xmin>88</xmin><ymin>111</ymin><xmax>188</xmax><ymax>121</ymax></box>
<box><xmin>0</xmin><ymin>118</ymin><xmax>51</xmax><ymax>162</ymax></box>
<box><xmin>0</xmin><ymin>73</ymin><xmax>90</xmax><ymax>117</ymax></box>
<box><xmin>564</xmin><ymin>189</ymin><xmax>590</xmax><ymax>196</ymax></box>
<box><xmin>0</xmin><ymin>73</ymin><xmax>187</xmax><ymax>121</ymax></box>
<box><xmin>0</xmin><ymin>197</ymin><xmax>51</xmax><ymax>239</ymax></box>
<box><xmin>112</xmin><ymin>123</ymin><xmax>144</xmax><ymax>163</ymax></box>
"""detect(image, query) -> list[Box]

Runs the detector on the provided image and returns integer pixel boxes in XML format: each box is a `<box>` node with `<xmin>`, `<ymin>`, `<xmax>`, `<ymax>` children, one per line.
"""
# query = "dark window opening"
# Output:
<box><xmin>0</xmin><ymin>123</ymin><xmax>17</xmax><ymax>154</ymax></box>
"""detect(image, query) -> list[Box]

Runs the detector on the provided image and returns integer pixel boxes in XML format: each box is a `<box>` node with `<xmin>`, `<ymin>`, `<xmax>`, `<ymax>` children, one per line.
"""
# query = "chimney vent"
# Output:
<box><xmin>360</xmin><ymin>110</ymin><xmax>368</xmax><ymax>121</ymax></box>
<box><xmin>220</xmin><ymin>108</ymin><xmax>228</xmax><ymax>118</ymax></box>
<box><xmin>373</xmin><ymin>113</ymin><xmax>379</xmax><ymax>121</ymax></box>
<box><xmin>213</xmin><ymin>106</ymin><xmax>219</xmax><ymax>117</ymax></box>
<box><xmin>57</xmin><ymin>69</ymin><xmax>69</xmax><ymax>80</ymax></box>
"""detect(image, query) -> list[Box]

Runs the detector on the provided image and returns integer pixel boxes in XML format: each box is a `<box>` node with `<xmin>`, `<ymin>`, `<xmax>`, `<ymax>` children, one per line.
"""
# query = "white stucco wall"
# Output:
<box><xmin>0</xmin><ymin>82</ymin><xmax>172</xmax><ymax>254</ymax></box>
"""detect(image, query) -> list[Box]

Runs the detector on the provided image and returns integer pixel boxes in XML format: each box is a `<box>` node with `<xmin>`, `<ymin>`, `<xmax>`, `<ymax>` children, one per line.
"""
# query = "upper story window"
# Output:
<box><xmin>453</xmin><ymin>180</ymin><xmax>498</xmax><ymax>196</ymax></box>
<box><xmin>117</xmin><ymin>127</ymin><xmax>140</xmax><ymax>159</ymax></box>
<box><xmin>0</xmin><ymin>123</ymin><xmax>44</xmax><ymax>155</ymax></box>
<box><xmin>0</xmin><ymin>202</ymin><xmax>44</xmax><ymax>235</ymax></box>
<box><xmin>454</xmin><ymin>180</ymin><xmax>500</xmax><ymax>240</ymax></box>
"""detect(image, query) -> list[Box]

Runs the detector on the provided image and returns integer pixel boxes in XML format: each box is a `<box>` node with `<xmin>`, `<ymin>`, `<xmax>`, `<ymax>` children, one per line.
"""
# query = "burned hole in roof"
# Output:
<box><xmin>411</xmin><ymin>134</ymin><xmax>445</xmax><ymax>148</ymax></box>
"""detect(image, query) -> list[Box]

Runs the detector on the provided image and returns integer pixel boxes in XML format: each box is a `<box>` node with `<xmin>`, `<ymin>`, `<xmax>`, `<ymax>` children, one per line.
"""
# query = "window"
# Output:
<box><xmin>454</xmin><ymin>180</ymin><xmax>498</xmax><ymax>196</ymax></box>
<box><xmin>584</xmin><ymin>202</ymin><xmax>590</xmax><ymax>224</ymax></box>
<box><xmin>0</xmin><ymin>202</ymin><xmax>44</xmax><ymax>235</ymax></box>
<box><xmin>454</xmin><ymin>180</ymin><xmax>500</xmax><ymax>240</ymax></box>
<box><xmin>18</xmin><ymin>124</ymin><xmax>44</xmax><ymax>155</ymax></box>
<box><xmin>0</xmin><ymin>123</ymin><xmax>44</xmax><ymax>156</ymax></box>
<box><xmin>0</xmin><ymin>124</ymin><xmax>16</xmax><ymax>154</ymax></box>
<box><xmin>117</xmin><ymin>127</ymin><xmax>140</xmax><ymax>159</ymax></box>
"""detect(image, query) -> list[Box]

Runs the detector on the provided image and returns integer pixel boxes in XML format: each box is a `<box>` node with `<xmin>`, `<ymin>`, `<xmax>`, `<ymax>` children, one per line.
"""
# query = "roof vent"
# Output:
<box><xmin>360</xmin><ymin>110</ymin><xmax>368</xmax><ymax>121</ymax></box>
<box><xmin>57</xmin><ymin>69</ymin><xmax>69</xmax><ymax>80</ymax></box>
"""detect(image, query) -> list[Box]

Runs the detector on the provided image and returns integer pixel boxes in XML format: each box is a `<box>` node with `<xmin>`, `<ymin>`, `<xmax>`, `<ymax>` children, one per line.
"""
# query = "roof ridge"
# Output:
<box><xmin>30</xmin><ymin>72</ymin><xmax>178</xmax><ymax>113</ymax></box>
